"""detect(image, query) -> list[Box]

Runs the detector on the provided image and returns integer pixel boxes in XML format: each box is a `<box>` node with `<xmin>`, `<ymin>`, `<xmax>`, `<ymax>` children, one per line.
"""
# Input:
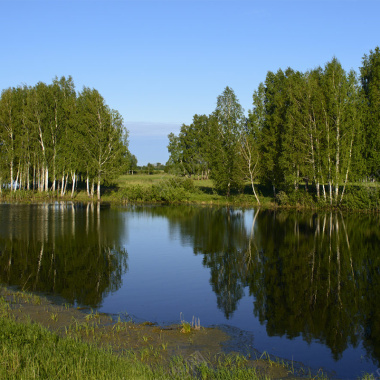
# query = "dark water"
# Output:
<box><xmin>0</xmin><ymin>203</ymin><xmax>379</xmax><ymax>378</ymax></box>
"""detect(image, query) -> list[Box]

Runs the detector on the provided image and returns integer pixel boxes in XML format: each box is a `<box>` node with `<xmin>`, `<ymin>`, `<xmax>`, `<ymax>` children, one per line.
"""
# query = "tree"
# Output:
<box><xmin>210</xmin><ymin>86</ymin><xmax>245</xmax><ymax>196</ymax></box>
<box><xmin>243</xmin><ymin>84</ymin><xmax>265</xmax><ymax>205</ymax></box>
<box><xmin>0</xmin><ymin>88</ymin><xmax>17</xmax><ymax>191</ymax></box>
<box><xmin>258</xmin><ymin>70</ymin><xmax>288</xmax><ymax>196</ymax></box>
<box><xmin>166</xmin><ymin>132</ymin><xmax>184</xmax><ymax>175</ymax></box>
<box><xmin>360</xmin><ymin>46</ymin><xmax>380</xmax><ymax>180</ymax></box>
<box><xmin>77</xmin><ymin>87</ymin><xmax>129</xmax><ymax>200</ymax></box>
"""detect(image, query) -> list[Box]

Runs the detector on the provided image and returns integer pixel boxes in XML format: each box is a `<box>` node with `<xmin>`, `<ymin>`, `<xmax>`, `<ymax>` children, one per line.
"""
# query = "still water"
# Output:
<box><xmin>0</xmin><ymin>203</ymin><xmax>379</xmax><ymax>378</ymax></box>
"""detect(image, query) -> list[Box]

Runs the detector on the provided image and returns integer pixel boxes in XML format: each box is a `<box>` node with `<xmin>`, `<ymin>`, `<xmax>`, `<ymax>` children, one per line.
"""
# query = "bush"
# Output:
<box><xmin>340</xmin><ymin>185</ymin><xmax>380</xmax><ymax>210</ymax></box>
<box><xmin>275</xmin><ymin>191</ymin><xmax>289</xmax><ymax>205</ymax></box>
<box><xmin>275</xmin><ymin>189</ymin><xmax>316</xmax><ymax>207</ymax></box>
<box><xmin>121</xmin><ymin>177</ymin><xmax>198</xmax><ymax>204</ymax></box>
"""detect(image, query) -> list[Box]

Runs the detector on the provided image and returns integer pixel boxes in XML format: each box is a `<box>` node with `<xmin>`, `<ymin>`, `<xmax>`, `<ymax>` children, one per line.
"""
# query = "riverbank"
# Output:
<box><xmin>0</xmin><ymin>286</ymin><xmax>327</xmax><ymax>379</ymax></box>
<box><xmin>1</xmin><ymin>173</ymin><xmax>379</xmax><ymax>211</ymax></box>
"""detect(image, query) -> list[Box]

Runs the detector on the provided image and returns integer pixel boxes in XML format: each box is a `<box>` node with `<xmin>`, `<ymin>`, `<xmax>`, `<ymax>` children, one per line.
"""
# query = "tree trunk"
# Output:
<box><xmin>45</xmin><ymin>166</ymin><xmax>49</xmax><ymax>192</ymax></box>
<box><xmin>97</xmin><ymin>177</ymin><xmax>101</xmax><ymax>201</ymax></box>
<box><xmin>61</xmin><ymin>174</ymin><xmax>65</xmax><ymax>197</ymax></box>
<box><xmin>10</xmin><ymin>160</ymin><xmax>14</xmax><ymax>192</ymax></box>
<box><xmin>71</xmin><ymin>172</ymin><xmax>76</xmax><ymax>198</ymax></box>
<box><xmin>339</xmin><ymin>132</ymin><xmax>354</xmax><ymax>204</ymax></box>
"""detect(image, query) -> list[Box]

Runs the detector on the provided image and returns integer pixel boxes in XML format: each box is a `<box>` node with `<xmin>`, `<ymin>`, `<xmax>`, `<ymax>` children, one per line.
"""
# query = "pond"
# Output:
<box><xmin>0</xmin><ymin>202</ymin><xmax>379</xmax><ymax>378</ymax></box>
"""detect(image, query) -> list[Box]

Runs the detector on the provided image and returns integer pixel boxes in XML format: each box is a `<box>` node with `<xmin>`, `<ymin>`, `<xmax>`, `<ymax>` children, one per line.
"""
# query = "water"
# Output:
<box><xmin>0</xmin><ymin>202</ymin><xmax>379</xmax><ymax>378</ymax></box>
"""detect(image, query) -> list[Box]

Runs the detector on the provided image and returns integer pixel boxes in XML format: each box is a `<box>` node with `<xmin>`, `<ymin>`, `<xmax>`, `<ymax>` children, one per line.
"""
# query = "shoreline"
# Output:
<box><xmin>1</xmin><ymin>189</ymin><xmax>379</xmax><ymax>214</ymax></box>
<box><xmin>0</xmin><ymin>285</ymin><xmax>324</xmax><ymax>379</ymax></box>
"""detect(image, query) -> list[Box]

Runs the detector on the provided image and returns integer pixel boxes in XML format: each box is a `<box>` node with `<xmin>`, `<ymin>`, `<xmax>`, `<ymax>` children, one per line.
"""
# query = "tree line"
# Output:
<box><xmin>167</xmin><ymin>47</ymin><xmax>380</xmax><ymax>206</ymax></box>
<box><xmin>0</xmin><ymin>76</ymin><xmax>134</xmax><ymax>200</ymax></box>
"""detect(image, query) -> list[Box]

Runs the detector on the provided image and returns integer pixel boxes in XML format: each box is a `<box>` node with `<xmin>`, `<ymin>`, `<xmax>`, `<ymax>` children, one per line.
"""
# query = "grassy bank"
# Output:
<box><xmin>1</xmin><ymin>173</ymin><xmax>379</xmax><ymax>211</ymax></box>
<box><xmin>0</xmin><ymin>287</ymin><xmax>308</xmax><ymax>379</ymax></box>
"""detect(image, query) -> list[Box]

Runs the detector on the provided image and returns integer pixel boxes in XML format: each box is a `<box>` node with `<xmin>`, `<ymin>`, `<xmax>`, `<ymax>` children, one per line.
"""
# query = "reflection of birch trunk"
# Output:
<box><xmin>310</xmin><ymin>214</ymin><xmax>318</xmax><ymax>304</ymax></box>
<box><xmin>35</xmin><ymin>243</ymin><xmax>44</xmax><ymax>286</ymax></box>
<box><xmin>86</xmin><ymin>202</ymin><xmax>91</xmax><ymax>235</ymax></box>
<box><xmin>335</xmin><ymin>215</ymin><xmax>342</xmax><ymax>306</ymax></box>
<box><xmin>71</xmin><ymin>203</ymin><xmax>75</xmax><ymax>236</ymax></box>
<box><xmin>43</xmin><ymin>203</ymin><xmax>48</xmax><ymax>242</ymax></box>
<box><xmin>97</xmin><ymin>202</ymin><xmax>101</xmax><ymax>233</ymax></box>
<box><xmin>339</xmin><ymin>211</ymin><xmax>355</xmax><ymax>290</ymax></box>
<box><xmin>245</xmin><ymin>208</ymin><xmax>260</xmax><ymax>265</ymax></box>
<box><xmin>327</xmin><ymin>213</ymin><xmax>332</xmax><ymax>299</ymax></box>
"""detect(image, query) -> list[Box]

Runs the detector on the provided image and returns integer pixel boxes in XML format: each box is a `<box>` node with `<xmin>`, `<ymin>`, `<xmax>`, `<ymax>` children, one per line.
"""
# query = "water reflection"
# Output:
<box><xmin>129</xmin><ymin>206</ymin><xmax>380</xmax><ymax>367</ymax></box>
<box><xmin>0</xmin><ymin>202</ymin><xmax>128</xmax><ymax>307</ymax></box>
<box><xmin>253</xmin><ymin>211</ymin><xmax>380</xmax><ymax>365</ymax></box>
<box><xmin>1</xmin><ymin>203</ymin><xmax>380</xmax><ymax>372</ymax></box>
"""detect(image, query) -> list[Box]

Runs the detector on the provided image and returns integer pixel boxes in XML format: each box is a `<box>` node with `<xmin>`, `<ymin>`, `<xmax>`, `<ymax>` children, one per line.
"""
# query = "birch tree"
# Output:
<box><xmin>77</xmin><ymin>87</ymin><xmax>128</xmax><ymax>200</ymax></box>
<box><xmin>210</xmin><ymin>86</ymin><xmax>245</xmax><ymax>196</ymax></box>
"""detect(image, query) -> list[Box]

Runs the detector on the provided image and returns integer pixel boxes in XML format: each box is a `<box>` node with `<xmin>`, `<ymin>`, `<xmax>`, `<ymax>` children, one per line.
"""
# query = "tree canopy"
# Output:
<box><xmin>167</xmin><ymin>48</ymin><xmax>380</xmax><ymax>205</ymax></box>
<box><xmin>0</xmin><ymin>76</ymin><xmax>132</xmax><ymax>199</ymax></box>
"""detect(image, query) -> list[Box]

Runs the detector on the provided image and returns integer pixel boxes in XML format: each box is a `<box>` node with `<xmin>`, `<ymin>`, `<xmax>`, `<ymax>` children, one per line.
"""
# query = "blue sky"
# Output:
<box><xmin>1</xmin><ymin>0</ymin><xmax>379</xmax><ymax>165</ymax></box>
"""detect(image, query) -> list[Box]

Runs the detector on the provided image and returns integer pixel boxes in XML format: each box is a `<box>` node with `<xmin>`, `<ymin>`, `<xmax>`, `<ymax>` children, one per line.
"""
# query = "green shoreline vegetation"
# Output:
<box><xmin>0</xmin><ymin>172</ymin><xmax>379</xmax><ymax>212</ymax></box>
<box><xmin>1</xmin><ymin>47</ymin><xmax>380</xmax><ymax>210</ymax></box>
<box><xmin>1</xmin><ymin>287</ymin><xmax>377</xmax><ymax>379</ymax></box>
<box><xmin>0</xmin><ymin>286</ymin><xmax>319</xmax><ymax>379</ymax></box>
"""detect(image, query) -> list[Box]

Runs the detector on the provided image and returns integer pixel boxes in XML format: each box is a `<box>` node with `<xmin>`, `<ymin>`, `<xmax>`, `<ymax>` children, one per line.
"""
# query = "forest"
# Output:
<box><xmin>1</xmin><ymin>48</ymin><xmax>379</xmax><ymax>208</ymax></box>
<box><xmin>167</xmin><ymin>47</ymin><xmax>380</xmax><ymax>208</ymax></box>
<box><xmin>0</xmin><ymin>76</ymin><xmax>134</xmax><ymax>200</ymax></box>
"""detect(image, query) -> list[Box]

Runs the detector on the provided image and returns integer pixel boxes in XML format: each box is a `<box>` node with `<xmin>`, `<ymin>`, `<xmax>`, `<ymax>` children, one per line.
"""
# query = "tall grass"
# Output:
<box><xmin>0</xmin><ymin>313</ymin><xmax>269</xmax><ymax>379</ymax></box>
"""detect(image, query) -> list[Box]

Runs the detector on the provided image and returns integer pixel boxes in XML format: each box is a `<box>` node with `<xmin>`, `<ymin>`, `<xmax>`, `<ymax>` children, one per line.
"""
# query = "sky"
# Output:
<box><xmin>1</xmin><ymin>0</ymin><xmax>379</xmax><ymax>166</ymax></box>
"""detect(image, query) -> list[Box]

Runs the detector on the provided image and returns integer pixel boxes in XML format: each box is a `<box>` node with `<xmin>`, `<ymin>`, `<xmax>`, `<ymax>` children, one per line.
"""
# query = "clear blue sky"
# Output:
<box><xmin>1</xmin><ymin>0</ymin><xmax>379</xmax><ymax>165</ymax></box>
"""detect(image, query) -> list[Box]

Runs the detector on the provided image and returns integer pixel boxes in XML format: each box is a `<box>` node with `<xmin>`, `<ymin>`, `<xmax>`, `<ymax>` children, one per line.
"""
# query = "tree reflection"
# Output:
<box><xmin>246</xmin><ymin>210</ymin><xmax>380</xmax><ymax>364</ymax></box>
<box><xmin>0</xmin><ymin>203</ymin><xmax>128</xmax><ymax>307</ymax></box>
<box><xmin>132</xmin><ymin>205</ymin><xmax>380</xmax><ymax>366</ymax></box>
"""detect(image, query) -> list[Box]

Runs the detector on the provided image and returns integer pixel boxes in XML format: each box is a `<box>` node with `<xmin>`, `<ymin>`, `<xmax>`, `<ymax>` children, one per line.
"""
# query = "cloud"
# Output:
<box><xmin>125</xmin><ymin>121</ymin><xmax>182</xmax><ymax>138</ymax></box>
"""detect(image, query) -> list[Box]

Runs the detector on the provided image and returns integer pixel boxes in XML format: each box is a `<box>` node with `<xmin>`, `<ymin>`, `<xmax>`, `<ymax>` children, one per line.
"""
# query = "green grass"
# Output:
<box><xmin>116</xmin><ymin>172</ymin><xmax>172</xmax><ymax>187</ymax></box>
<box><xmin>0</xmin><ymin>313</ymin><xmax>277</xmax><ymax>380</ymax></box>
<box><xmin>2</xmin><ymin>173</ymin><xmax>378</xmax><ymax>210</ymax></box>
<box><xmin>0</xmin><ymin>314</ymin><xmax>155</xmax><ymax>379</ymax></box>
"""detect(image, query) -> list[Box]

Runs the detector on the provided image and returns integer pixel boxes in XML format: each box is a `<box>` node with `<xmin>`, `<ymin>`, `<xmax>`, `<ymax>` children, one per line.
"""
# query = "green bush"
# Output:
<box><xmin>340</xmin><ymin>185</ymin><xmax>380</xmax><ymax>210</ymax></box>
<box><xmin>275</xmin><ymin>189</ymin><xmax>316</xmax><ymax>207</ymax></box>
<box><xmin>120</xmin><ymin>177</ymin><xmax>197</xmax><ymax>204</ymax></box>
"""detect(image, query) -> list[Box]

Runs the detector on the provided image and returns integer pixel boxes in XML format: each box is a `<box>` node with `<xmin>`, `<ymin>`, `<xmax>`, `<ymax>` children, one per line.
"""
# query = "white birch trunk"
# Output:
<box><xmin>71</xmin><ymin>172</ymin><xmax>76</xmax><ymax>198</ymax></box>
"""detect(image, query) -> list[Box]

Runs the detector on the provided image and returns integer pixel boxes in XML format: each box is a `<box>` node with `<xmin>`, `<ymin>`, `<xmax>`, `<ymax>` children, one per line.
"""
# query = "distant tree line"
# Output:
<box><xmin>0</xmin><ymin>76</ymin><xmax>135</xmax><ymax>200</ymax></box>
<box><xmin>167</xmin><ymin>47</ymin><xmax>380</xmax><ymax>206</ymax></box>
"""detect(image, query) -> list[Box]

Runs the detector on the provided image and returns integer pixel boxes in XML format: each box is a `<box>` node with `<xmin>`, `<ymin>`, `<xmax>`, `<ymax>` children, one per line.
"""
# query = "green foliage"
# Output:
<box><xmin>275</xmin><ymin>189</ymin><xmax>316</xmax><ymax>207</ymax></box>
<box><xmin>120</xmin><ymin>177</ymin><xmax>198</xmax><ymax>204</ymax></box>
<box><xmin>360</xmin><ymin>47</ymin><xmax>380</xmax><ymax>179</ymax></box>
<box><xmin>165</xmin><ymin>47</ymin><xmax>380</xmax><ymax>209</ymax></box>
<box><xmin>0</xmin><ymin>77</ymin><xmax>131</xmax><ymax>199</ymax></box>
<box><xmin>210</xmin><ymin>87</ymin><xmax>246</xmax><ymax>196</ymax></box>
<box><xmin>340</xmin><ymin>185</ymin><xmax>380</xmax><ymax>210</ymax></box>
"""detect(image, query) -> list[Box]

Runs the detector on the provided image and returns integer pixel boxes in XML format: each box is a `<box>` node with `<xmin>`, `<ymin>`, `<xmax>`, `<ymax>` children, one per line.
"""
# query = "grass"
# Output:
<box><xmin>1</xmin><ymin>287</ymin><xmax>375</xmax><ymax>379</ymax></box>
<box><xmin>0</xmin><ymin>287</ymin><xmax>333</xmax><ymax>379</ymax></box>
<box><xmin>0</xmin><ymin>314</ymin><xmax>158</xmax><ymax>380</ymax></box>
<box><xmin>0</xmin><ymin>173</ymin><xmax>266</xmax><ymax>208</ymax></box>
<box><xmin>0</xmin><ymin>313</ymin><xmax>275</xmax><ymax>380</ymax></box>
<box><xmin>180</xmin><ymin>313</ymin><xmax>201</xmax><ymax>334</ymax></box>
<box><xmin>1</xmin><ymin>172</ymin><xmax>379</xmax><ymax>211</ymax></box>
<box><xmin>116</xmin><ymin>172</ymin><xmax>170</xmax><ymax>187</ymax></box>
